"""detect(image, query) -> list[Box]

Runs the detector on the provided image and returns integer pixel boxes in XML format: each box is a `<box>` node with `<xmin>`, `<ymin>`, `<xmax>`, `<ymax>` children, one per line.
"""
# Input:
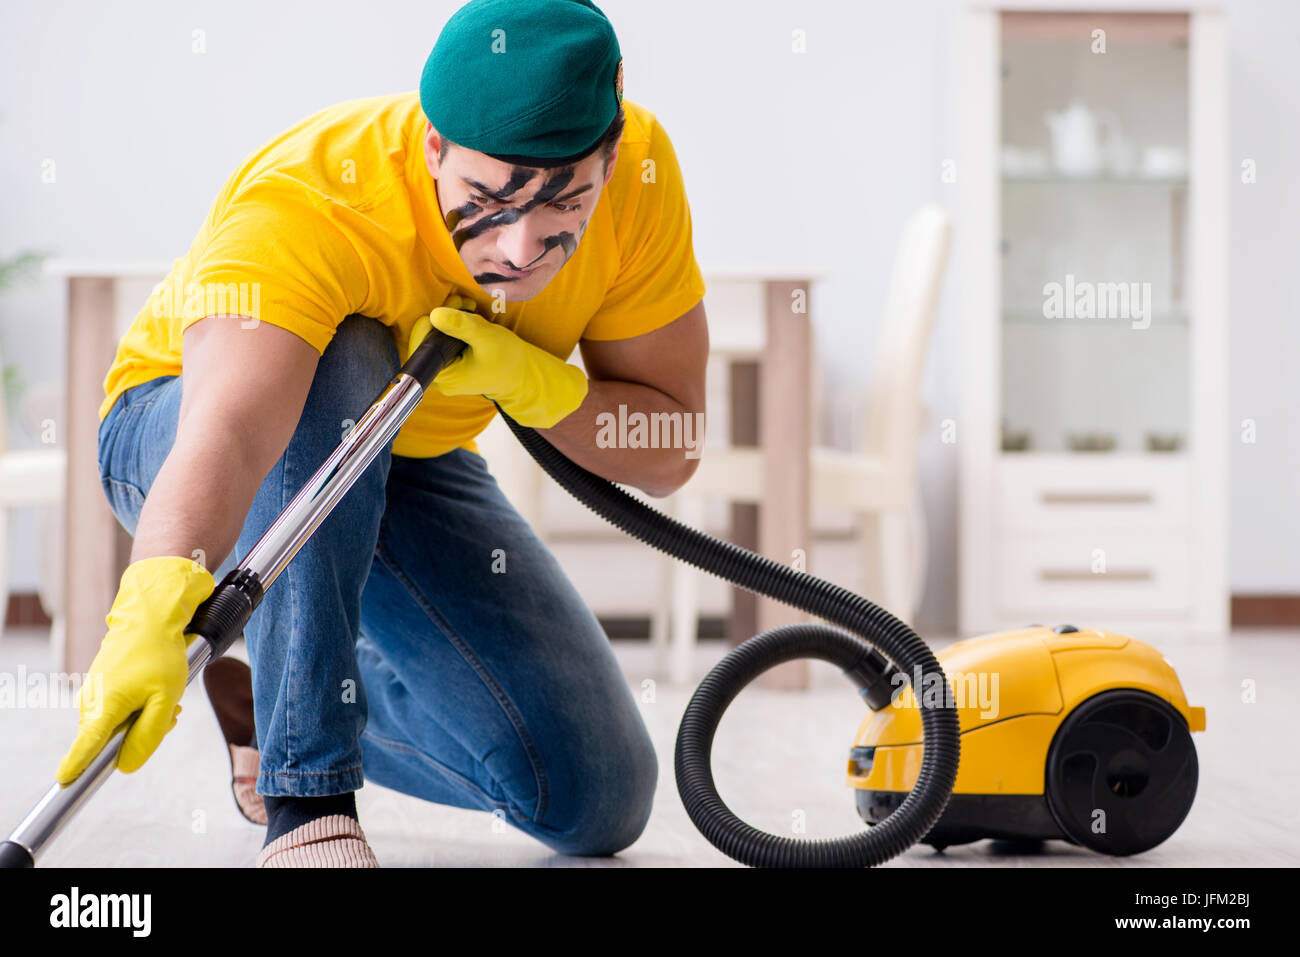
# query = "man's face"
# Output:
<box><xmin>424</xmin><ymin>124</ymin><xmax>617</xmax><ymax>302</ymax></box>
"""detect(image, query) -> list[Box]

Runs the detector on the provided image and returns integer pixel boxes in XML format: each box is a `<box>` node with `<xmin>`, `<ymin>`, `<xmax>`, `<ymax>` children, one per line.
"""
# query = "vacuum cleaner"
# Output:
<box><xmin>848</xmin><ymin>624</ymin><xmax>1204</xmax><ymax>856</ymax></box>
<box><xmin>0</xmin><ymin>324</ymin><xmax>1200</xmax><ymax>867</ymax></box>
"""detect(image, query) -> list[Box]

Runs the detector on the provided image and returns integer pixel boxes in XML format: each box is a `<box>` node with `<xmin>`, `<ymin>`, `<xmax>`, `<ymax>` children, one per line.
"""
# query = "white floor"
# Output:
<box><xmin>1</xmin><ymin>624</ymin><xmax>1297</xmax><ymax>868</ymax></box>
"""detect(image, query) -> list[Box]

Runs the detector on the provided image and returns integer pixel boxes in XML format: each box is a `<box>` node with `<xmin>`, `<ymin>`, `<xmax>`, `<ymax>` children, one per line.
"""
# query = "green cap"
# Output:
<box><xmin>420</xmin><ymin>0</ymin><xmax>624</xmax><ymax>168</ymax></box>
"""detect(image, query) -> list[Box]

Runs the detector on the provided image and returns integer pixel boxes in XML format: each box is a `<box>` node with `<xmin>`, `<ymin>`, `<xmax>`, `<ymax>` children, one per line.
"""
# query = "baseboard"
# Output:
<box><xmin>10</xmin><ymin>589</ymin><xmax>1296</xmax><ymax>632</ymax></box>
<box><xmin>1231</xmin><ymin>594</ymin><xmax>1300</xmax><ymax>627</ymax></box>
<box><xmin>597</xmin><ymin>615</ymin><xmax>728</xmax><ymax>640</ymax></box>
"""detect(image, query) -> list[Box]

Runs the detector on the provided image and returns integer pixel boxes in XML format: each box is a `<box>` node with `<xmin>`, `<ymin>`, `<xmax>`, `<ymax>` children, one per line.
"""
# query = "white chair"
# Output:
<box><xmin>652</xmin><ymin>205</ymin><xmax>953</xmax><ymax>684</ymax></box>
<box><xmin>0</xmin><ymin>357</ymin><xmax>66</xmax><ymax>657</ymax></box>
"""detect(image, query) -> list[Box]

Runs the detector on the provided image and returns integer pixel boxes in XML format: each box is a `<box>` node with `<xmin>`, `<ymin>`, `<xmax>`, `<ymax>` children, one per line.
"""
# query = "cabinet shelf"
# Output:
<box><xmin>1002</xmin><ymin>309</ymin><xmax>1190</xmax><ymax>325</ymax></box>
<box><xmin>1002</xmin><ymin>174</ymin><xmax>1188</xmax><ymax>187</ymax></box>
<box><xmin>1000</xmin><ymin>448</ymin><xmax>1189</xmax><ymax>457</ymax></box>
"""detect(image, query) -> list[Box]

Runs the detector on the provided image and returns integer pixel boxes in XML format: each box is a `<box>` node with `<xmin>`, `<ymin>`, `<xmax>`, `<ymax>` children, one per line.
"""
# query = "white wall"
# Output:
<box><xmin>1221</xmin><ymin>0</ymin><xmax>1300</xmax><ymax>591</ymax></box>
<box><xmin>2</xmin><ymin>0</ymin><xmax>1296</xmax><ymax>629</ymax></box>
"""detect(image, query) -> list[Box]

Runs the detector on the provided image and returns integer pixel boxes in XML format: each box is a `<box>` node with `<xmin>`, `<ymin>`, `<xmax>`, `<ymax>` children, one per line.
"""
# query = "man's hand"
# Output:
<box><xmin>406</xmin><ymin>294</ymin><xmax>588</xmax><ymax>428</ymax></box>
<box><xmin>56</xmin><ymin>556</ymin><xmax>216</xmax><ymax>783</ymax></box>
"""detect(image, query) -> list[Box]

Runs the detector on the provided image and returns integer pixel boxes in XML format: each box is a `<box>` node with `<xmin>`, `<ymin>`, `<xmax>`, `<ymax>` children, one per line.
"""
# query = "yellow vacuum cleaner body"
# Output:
<box><xmin>847</xmin><ymin>624</ymin><xmax>1205</xmax><ymax>856</ymax></box>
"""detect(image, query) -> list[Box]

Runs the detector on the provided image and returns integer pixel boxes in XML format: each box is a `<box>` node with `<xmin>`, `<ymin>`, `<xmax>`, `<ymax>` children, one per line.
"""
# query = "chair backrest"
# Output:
<box><xmin>860</xmin><ymin>204</ymin><xmax>953</xmax><ymax>476</ymax></box>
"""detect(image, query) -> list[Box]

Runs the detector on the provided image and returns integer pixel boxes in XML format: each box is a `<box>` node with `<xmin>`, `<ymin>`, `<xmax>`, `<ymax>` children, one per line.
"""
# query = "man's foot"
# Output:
<box><xmin>262</xmin><ymin>792</ymin><xmax>359</xmax><ymax>846</ymax></box>
<box><xmin>255</xmin><ymin>814</ymin><xmax>380</xmax><ymax>868</ymax></box>
<box><xmin>202</xmin><ymin>657</ymin><xmax>266</xmax><ymax>825</ymax></box>
<box><xmin>228</xmin><ymin>743</ymin><xmax>265</xmax><ymax>825</ymax></box>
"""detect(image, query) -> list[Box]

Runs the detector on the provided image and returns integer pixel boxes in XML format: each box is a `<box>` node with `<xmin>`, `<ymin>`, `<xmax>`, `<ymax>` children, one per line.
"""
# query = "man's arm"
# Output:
<box><xmin>533</xmin><ymin>299</ymin><xmax>708</xmax><ymax>498</ymax></box>
<box><xmin>54</xmin><ymin>315</ymin><xmax>320</xmax><ymax>784</ymax></box>
<box><xmin>129</xmin><ymin>316</ymin><xmax>321</xmax><ymax>569</ymax></box>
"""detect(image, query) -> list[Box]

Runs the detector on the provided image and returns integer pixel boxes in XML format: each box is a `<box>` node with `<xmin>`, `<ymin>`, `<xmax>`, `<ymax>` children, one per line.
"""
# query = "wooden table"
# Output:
<box><xmin>45</xmin><ymin>260</ymin><xmax>171</xmax><ymax>673</ymax></box>
<box><xmin>47</xmin><ymin>261</ymin><xmax>824</xmax><ymax>689</ymax></box>
<box><xmin>698</xmin><ymin>269</ymin><xmax>827</xmax><ymax>689</ymax></box>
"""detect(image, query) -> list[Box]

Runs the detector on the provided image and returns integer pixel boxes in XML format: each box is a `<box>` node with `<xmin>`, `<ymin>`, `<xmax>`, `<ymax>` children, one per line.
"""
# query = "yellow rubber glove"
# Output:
<box><xmin>406</xmin><ymin>294</ymin><xmax>589</xmax><ymax>429</ymax></box>
<box><xmin>55</xmin><ymin>555</ymin><xmax>215</xmax><ymax>783</ymax></box>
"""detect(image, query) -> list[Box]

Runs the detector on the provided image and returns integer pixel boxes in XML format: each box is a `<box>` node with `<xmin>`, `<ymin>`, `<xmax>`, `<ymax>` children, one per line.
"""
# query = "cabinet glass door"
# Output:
<box><xmin>999</xmin><ymin>12</ymin><xmax>1190</xmax><ymax>456</ymax></box>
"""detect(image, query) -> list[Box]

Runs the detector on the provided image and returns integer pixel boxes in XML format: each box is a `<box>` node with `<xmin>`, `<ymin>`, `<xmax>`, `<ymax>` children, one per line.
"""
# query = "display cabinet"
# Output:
<box><xmin>958</xmin><ymin>6</ymin><xmax>1228</xmax><ymax>637</ymax></box>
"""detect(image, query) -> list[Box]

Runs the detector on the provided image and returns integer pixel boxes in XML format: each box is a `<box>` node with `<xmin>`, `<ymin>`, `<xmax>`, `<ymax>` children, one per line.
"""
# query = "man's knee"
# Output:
<box><xmin>539</xmin><ymin>731</ymin><xmax>659</xmax><ymax>857</ymax></box>
<box><xmin>283</xmin><ymin>315</ymin><xmax>400</xmax><ymax>476</ymax></box>
<box><xmin>241</xmin><ymin>314</ymin><xmax>398</xmax><ymax>554</ymax></box>
<box><xmin>310</xmin><ymin>314</ymin><xmax>400</xmax><ymax>416</ymax></box>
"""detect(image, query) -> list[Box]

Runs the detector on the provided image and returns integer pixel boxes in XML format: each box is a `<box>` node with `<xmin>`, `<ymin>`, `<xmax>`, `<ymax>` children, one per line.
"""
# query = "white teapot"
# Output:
<box><xmin>1044</xmin><ymin>98</ymin><xmax>1102</xmax><ymax>177</ymax></box>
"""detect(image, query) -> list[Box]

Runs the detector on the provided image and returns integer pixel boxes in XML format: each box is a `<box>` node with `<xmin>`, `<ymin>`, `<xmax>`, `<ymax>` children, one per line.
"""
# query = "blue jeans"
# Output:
<box><xmin>96</xmin><ymin>314</ymin><xmax>657</xmax><ymax>856</ymax></box>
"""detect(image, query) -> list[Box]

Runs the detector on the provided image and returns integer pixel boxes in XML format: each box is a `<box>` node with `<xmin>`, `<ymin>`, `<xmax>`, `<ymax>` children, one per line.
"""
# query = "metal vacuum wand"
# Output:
<box><xmin>0</xmin><ymin>328</ymin><xmax>469</xmax><ymax>868</ymax></box>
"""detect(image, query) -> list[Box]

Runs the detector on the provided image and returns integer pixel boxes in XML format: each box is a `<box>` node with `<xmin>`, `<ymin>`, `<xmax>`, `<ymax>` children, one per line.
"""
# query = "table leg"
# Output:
<box><xmin>726</xmin><ymin>361</ymin><xmax>759</xmax><ymax>649</ymax></box>
<box><xmin>63</xmin><ymin>277</ymin><xmax>132</xmax><ymax>673</ymax></box>
<box><xmin>757</xmin><ymin>280</ymin><xmax>811</xmax><ymax>689</ymax></box>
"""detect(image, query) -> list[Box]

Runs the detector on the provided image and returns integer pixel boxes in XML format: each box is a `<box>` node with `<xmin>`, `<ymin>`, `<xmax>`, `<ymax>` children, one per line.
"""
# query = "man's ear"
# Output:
<box><xmin>424</xmin><ymin>122</ymin><xmax>443</xmax><ymax>178</ymax></box>
<box><xmin>602</xmin><ymin>142</ymin><xmax>619</xmax><ymax>185</ymax></box>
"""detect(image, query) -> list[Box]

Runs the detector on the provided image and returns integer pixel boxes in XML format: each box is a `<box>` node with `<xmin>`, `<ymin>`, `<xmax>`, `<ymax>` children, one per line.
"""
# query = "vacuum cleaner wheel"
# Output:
<box><xmin>1044</xmin><ymin>689</ymin><xmax>1198</xmax><ymax>856</ymax></box>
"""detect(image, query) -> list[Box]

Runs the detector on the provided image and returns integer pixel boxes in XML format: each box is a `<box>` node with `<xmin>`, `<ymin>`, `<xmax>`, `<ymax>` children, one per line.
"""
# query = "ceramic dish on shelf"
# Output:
<box><xmin>1145</xmin><ymin>431</ymin><xmax>1183</xmax><ymax>453</ymax></box>
<box><xmin>1001</xmin><ymin>427</ymin><xmax>1032</xmax><ymax>451</ymax></box>
<box><xmin>1065</xmin><ymin>431</ymin><xmax>1117</xmax><ymax>452</ymax></box>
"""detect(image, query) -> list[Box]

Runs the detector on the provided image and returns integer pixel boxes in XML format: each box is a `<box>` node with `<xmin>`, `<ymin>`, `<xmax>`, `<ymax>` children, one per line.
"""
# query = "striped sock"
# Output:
<box><xmin>262</xmin><ymin>792</ymin><xmax>358</xmax><ymax>848</ymax></box>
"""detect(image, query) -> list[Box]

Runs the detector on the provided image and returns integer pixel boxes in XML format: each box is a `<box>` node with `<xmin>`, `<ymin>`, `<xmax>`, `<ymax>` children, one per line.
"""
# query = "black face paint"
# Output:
<box><xmin>472</xmin><ymin>226</ymin><xmax>585</xmax><ymax>284</ymax></box>
<box><xmin>489</xmin><ymin>166</ymin><xmax>540</xmax><ymax>201</ymax></box>
<box><xmin>445</xmin><ymin>201</ymin><xmax>481</xmax><ymax>234</ymax></box>
<box><xmin>446</xmin><ymin>165</ymin><xmax>578</xmax><ymax>253</ymax></box>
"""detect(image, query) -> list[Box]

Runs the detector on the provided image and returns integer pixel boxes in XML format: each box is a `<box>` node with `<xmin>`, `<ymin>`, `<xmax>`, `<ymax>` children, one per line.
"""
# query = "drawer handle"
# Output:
<box><xmin>1039</xmin><ymin>568</ymin><xmax>1153</xmax><ymax>582</ymax></box>
<box><xmin>1040</xmin><ymin>491</ymin><xmax>1154</xmax><ymax>505</ymax></box>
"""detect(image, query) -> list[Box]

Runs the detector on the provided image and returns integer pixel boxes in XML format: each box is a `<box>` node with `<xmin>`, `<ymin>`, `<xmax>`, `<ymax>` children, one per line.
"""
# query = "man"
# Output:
<box><xmin>57</xmin><ymin>0</ymin><xmax>708</xmax><ymax>867</ymax></box>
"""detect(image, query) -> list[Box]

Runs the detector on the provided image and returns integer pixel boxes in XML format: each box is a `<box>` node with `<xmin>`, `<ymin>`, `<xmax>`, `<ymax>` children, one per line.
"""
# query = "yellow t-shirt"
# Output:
<box><xmin>99</xmin><ymin>92</ymin><xmax>707</xmax><ymax>459</ymax></box>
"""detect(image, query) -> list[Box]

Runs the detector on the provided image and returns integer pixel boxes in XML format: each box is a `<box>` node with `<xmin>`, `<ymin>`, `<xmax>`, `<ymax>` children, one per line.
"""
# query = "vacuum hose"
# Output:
<box><xmin>496</xmin><ymin>406</ymin><xmax>961</xmax><ymax>868</ymax></box>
